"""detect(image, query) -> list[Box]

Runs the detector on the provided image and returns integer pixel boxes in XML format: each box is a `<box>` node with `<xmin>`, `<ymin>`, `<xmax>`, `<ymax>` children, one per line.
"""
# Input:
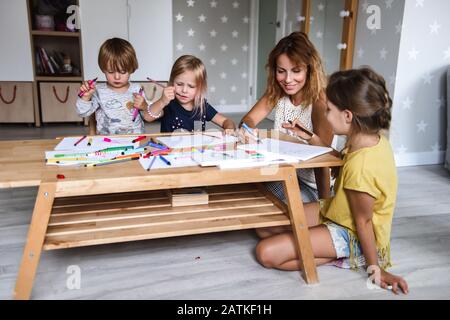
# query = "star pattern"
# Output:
<box><xmin>173</xmin><ymin>0</ymin><xmax>250</xmax><ymax>107</ymax></box>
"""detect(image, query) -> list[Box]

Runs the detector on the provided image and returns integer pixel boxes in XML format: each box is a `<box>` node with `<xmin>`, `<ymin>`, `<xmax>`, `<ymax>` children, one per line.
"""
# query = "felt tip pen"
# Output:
<box><xmin>147</xmin><ymin>156</ymin><xmax>157</xmax><ymax>171</ymax></box>
<box><xmin>74</xmin><ymin>135</ymin><xmax>87</xmax><ymax>146</ymax></box>
<box><xmin>132</xmin><ymin>136</ymin><xmax>146</xmax><ymax>143</ymax></box>
<box><xmin>87</xmin><ymin>137</ymin><xmax>93</xmax><ymax>146</ymax></box>
<box><xmin>100</xmin><ymin>146</ymin><xmax>134</xmax><ymax>152</ymax></box>
<box><xmin>132</xmin><ymin>87</ymin><xmax>144</xmax><ymax>121</ymax></box>
<box><xmin>84</xmin><ymin>157</ymin><xmax>139</xmax><ymax>167</ymax></box>
<box><xmin>158</xmin><ymin>155</ymin><xmax>171</xmax><ymax>166</ymax></box>
<box><xmin>78</xmin><ymin>77</ymin><xmax>98</xmax><ymax>98</ymax></box>
<box><xmin>288</xmin><ymin>120</ymin><xmax>314</xmax><ymax>137</ymax></box>
<box><xmin>147</xmin><ymin>142</ymin><xmax>168</xmax><ymax>150</ymax></box>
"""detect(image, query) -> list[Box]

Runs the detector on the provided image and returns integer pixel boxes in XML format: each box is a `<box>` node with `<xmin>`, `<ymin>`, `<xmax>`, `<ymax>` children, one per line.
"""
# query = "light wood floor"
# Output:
<box><xmin>1</xmin><ymin>117</ymin><xmax>449</xmax><ymax>300</ymax></box>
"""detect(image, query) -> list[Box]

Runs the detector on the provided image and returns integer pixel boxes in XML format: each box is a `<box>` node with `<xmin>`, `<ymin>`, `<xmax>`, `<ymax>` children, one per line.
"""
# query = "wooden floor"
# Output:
<box><xmin>1</xmin><ymin>117</ymin><xmax>450</xmax><ymax>299</ymax></box>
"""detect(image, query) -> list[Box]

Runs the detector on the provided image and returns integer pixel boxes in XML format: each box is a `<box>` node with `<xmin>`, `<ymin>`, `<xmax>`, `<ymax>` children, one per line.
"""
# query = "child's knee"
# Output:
<box><xmin>255</xmin><ymin>241</ymin><xmax>276</xmax><ymax>269</ymax></box>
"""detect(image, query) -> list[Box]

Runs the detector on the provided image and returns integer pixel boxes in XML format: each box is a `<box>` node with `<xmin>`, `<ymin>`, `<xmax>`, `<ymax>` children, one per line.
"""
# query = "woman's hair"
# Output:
<box><xmin>169</xmin><ymin>55</ymin><xmax>208</xmax><ymax>116</ymax></box>
<box><xmin>98</xmin><ymin>38</ymin><xmax>138</xmax><ymax>73</ymax></box>
<box><xmin>265</xmin><ymin>32</ymin><xmax>327</xmax><ymax>107</ymax></box>
<box><xmin>326</xmin><ymin>67</ymin><xmax>393</xmax><ymax>133</ymax></box>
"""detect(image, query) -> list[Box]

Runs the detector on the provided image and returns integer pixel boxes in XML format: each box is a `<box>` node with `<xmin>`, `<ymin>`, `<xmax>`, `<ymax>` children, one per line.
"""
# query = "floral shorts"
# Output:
<box><xmin>325</xmin><ymin>222</ymin><xmax>366</xmax><ymax>269</ymax></box>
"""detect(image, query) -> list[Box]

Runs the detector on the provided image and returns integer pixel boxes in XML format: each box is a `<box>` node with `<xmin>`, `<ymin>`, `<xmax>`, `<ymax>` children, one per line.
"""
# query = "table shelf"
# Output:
<box><xmin>43</xmin><ymin>183</ymin><xmax>290</xmax><ymax>250</ymax></box>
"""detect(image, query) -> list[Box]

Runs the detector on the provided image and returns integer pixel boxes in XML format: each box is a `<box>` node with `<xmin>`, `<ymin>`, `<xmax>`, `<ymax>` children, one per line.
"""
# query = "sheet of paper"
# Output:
<box><xmin>156</xmin><ymin>133</ymin><xmax>238</xmax><ymax>149</ymax></box>
<box><xmin>139</xmin><ymin>154</ymin><xmax>199</xmax><ymax>170</ymax></box>
<box><xmin>238</xmin><ymin>138</ymin><xmax>332</xmax><ymax>162</ymax></box>
<box><xmin>54</xmin><ymin>136</ymin><xmax>139</xmax><ymax>152</ymax></box>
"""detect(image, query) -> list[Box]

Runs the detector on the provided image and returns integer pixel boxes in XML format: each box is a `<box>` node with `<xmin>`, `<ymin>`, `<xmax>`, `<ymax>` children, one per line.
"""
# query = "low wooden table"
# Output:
<box><xmin>0</xmin><ymin>134</ymin><xmax>343</xmax><ymax>300</ymax></box>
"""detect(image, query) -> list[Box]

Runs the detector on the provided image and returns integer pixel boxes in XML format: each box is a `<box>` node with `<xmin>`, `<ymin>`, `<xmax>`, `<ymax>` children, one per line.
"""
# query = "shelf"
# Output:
<box><xmin>31</xmin><ymin>30</ymin><xmax>80</xmax><ymax>37</ymax></box>
<box><xmin>36</xmin><ymin>76</ymin><xmax>83</xmax><ymax>82</ymax></box>
<box><xmin>43</xmin><ymin>184</ymin><xmax>290</xmax><ymax>250</ymax></box>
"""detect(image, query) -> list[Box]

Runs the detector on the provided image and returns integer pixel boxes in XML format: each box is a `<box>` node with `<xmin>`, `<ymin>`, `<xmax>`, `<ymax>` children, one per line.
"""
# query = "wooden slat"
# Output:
<box><xmin>49</xmin><ymin>198</ymin><xmax>275</xmax><ymax>225</ymax></box>
<box><xmin>46</xmin><ymin>205</ymin><xmax>285</xmax><ymax>236</ymax></box>
<box><xmin>51</xmin><ymin>191</ymin><xmax>267</xmax><ymax>216</ymax></box>
<box><xmin>44</xmin><ymin>214</ymin><xmax>291</xmax><ymax>250</ymax></box>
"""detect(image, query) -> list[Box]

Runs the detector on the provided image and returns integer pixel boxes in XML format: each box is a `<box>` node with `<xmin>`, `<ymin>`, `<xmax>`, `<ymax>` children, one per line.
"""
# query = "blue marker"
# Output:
<box><xmin>241</xmin><ymin>122</ymin><xmax>261</xmax><ymax>143</ymax></box>
<box><xmin>159</xmin><ymin>155</ymin><xmax>171</xmax><ymax>166</ymax></box>
<box><xmin>147</xmin><ymin>142</ymin><xmax>168</xmax><ymax>150</ymax></box>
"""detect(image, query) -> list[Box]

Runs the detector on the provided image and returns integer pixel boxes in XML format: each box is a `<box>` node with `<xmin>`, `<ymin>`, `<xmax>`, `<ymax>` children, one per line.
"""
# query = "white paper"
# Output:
<box><xmin>54</xmin><ymin>136</ymin><xmax>140</xmax><ymax>152</ymax></box>
<box><xmin>156</xmin><ymin>133</ymin><xmax>238</xmax><ymax>149</ymax></box>
<box><xmin>238</xmin><ymin>138</ymin><xmax>332</xmax><ymax>162</ymax></box>
<box><xmin>139</xmin><ymin>155</ymin><xmax>199</xmax><ymax>170</ymax></box>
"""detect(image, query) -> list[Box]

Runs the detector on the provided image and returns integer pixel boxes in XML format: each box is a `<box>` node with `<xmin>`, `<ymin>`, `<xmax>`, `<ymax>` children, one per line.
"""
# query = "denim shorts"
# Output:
<box><xmin>325</xmin><ymin>222</ymin><xmax>366</xmax><ymax>269</ymax></box>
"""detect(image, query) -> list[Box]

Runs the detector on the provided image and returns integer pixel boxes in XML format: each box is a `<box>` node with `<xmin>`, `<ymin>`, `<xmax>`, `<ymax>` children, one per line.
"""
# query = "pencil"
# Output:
<box><xmin>146</xmin><ymin>77</ymin><xmax>166</xmax><ymax>88</ymax></box>
<box><xmin>288</xmin><ymin>120</ymin><xmax>314</xmax><ymax>137</ymax></box>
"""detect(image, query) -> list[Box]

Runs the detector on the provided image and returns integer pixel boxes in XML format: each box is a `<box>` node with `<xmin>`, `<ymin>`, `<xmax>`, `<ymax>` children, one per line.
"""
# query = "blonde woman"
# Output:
<box><xmin>240</xmin><ymin>32</ymin><xmax>334</xmax><ymax>203</ymax></box>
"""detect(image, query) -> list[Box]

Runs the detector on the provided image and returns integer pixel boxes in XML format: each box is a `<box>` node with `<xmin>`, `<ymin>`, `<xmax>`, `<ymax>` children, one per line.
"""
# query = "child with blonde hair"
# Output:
<box><xmin>146</xmin><ymin>55</ymin><xmax>235</xmax><ymax>133</ymax></box>
<box><xmin>76</xmin><ymin>38</ymin><xmax>153</xmax><ymax>135</ymax></box>
<box><xmin>256</xmin><ymin>67</ymin><xmax>409</xmax><ymax>295</ymax></box>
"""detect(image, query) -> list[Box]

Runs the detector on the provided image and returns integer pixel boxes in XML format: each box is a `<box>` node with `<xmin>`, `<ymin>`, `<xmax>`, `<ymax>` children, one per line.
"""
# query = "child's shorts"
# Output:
<box><xmin>325</xmin><ymin>222</ymin><xmax>366</xmax><ymax>269</ymax></box>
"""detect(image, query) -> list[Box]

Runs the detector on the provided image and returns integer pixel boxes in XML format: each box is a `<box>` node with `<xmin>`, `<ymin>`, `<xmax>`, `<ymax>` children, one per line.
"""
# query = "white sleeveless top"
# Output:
<box><xmin>273</xmin><ymin>96</ymin><xmax>317</xmax><ymax>188</ymax></box>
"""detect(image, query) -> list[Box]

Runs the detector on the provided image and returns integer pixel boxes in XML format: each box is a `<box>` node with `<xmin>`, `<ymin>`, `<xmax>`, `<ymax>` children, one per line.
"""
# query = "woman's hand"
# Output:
<box><xmin>223</xmin><ymin>128</ymin><xmax>237</xmax><ymax>136</ymax></box>
<box><xmin>238</xmin><ymin>127</ymin><xmax>260</xmax><ymax>144</ymax></box>
<box><xmin>281</xmin><ymin>119</ymin><xmax>313</xmax><ymax>141</ymax></box>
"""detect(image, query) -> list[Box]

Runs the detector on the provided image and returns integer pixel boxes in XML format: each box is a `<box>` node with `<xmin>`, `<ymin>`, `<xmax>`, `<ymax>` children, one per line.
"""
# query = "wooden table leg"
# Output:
<box><xmin>14</xmin><ymin>182</ymin><xmax>56</xmax><ymax>300</ymax></box>
<box><xmin>282</xmin><ymin>167</ymin><xmax>319</xmax><ymax>284</ymax></box>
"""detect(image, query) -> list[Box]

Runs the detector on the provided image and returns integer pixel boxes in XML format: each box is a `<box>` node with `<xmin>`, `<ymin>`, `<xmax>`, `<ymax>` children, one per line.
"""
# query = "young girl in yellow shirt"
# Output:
<box><xmin>255</xmin><ymin>67</ymin><xmax>409</xmax><ymax>295</ymax></box>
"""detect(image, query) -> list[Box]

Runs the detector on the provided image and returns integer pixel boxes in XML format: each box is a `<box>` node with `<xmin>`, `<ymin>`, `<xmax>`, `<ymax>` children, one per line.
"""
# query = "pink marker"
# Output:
<box><xmin>132</xmin><ymin>87</ymin><xmax>144</xmax><ymax>122</ymax></box>
<box><xmin>78</xmin><ymin>77</ymin><xmax>98</xmax><ymax>98</ymax></box>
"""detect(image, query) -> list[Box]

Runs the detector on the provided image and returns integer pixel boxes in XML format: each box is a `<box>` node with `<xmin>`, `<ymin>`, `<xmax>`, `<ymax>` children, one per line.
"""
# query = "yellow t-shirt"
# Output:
<box><xmin>321</xmin><ymin>134</ymin><xmax>397</xmax><ymax>269</ymax></box>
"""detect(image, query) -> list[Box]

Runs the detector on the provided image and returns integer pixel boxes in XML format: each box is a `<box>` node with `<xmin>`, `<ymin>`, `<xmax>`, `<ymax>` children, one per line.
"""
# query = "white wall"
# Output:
<box><xmin>0</xmin><ymin>0</ymin><xmax>33</xmax><ymax>81</ymax></box>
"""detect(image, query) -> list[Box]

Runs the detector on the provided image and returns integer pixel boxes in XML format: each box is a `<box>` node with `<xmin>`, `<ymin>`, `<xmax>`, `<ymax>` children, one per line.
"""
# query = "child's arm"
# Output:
<box><xmin>140</xmin><ymin>86</ymin><xmax>175</xmax><ymax>123</ymax></box>
<box><xmin>346</xmin><ymin>189</ymin><xmax>409</xmax><ymax>295</ymax></box>
<box><xmin>76</xmin><ymin>81</ymin><xmax>99</xmax><ymax>117</ymax></box>
<box><xmin>211</xmin><ymin>113</ymin><xmax>236</xmax><ymax>135</ymax></box>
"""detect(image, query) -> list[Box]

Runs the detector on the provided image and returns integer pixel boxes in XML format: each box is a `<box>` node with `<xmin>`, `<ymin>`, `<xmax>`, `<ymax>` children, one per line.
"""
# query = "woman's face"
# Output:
<box><xmin>275</xmin><ymin>53</ymin><xmax>308</xmax><ymax>96</ymax></box>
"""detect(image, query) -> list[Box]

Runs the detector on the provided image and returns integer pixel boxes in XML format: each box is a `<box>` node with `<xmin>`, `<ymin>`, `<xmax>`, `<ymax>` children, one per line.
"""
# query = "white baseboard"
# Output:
<box><xmin>214</xmin><ymin>104</ymin><xmax>248</xmax><ymax>113</ymax></box>
<box><xmin>394</xmin><ymin>151</ymin><xmax>446</xmax><ymax>167</ymax></box>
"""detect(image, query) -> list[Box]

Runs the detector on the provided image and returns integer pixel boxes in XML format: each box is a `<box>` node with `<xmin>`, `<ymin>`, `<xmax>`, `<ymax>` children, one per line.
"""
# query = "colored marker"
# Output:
<box><xmin>74</xmin><ymin>135</ymin><xmax>87</xmax><ymax>146</ymax></box>
<box><xmin>147</xmin><ymin>156</ymin><xmax>157</xmax><ymax>171</ymax></box>
<box><xmin>132</xmin><ymin>135</ymin><xmax>146</xmax><ymax>143</ymax></box>
<box><xmin>147</xmin><ymin>141</ymin><xmax>168</xmax><ymax>150</ymax></box>
<box><xmin>87</xmin><ymin>137</ymin><xmax>93</xmax><ymax>146</ymax></box>
<box><xmin>85</xmin><ymin>157</ymin><xmax>139</xmax><ymax>167</ymax></box>
<box><xmin>100</xmin><ymin>146</ymin><xmax>134</xmax><ymax>152</ymax></box>
<box><xmin>78</xmin><ymin>77</ymin><xmax>98</xmax><ymax>98</ymax></box>
<box><xmin>288</xmin><ymin>120</ymin><xmax>314</xmax><ymax>137</ymax></box>
<box><xmin>241</xmin><ymin>123</ymin><xmax>261</xmax><ymax>143</ymax></box>
<box><xmin>132</xmin><ymin>87</ymin><xmax>145</xmax><ymax>121</ymax></box>
<box><xmin>158</xmin><ymin>155</ymin><xmax>171</xmax><ymax>166</ymax></box>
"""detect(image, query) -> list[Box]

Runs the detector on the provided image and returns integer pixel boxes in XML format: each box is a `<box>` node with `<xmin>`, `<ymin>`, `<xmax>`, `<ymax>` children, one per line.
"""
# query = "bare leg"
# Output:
<box><xmin>255</xmin><ymin>202</ymin><xmax>321</xmax><ymax>239</ymax></box>
<box><xmin>255</xmin><ymin>225</ymin><xmax>336</xmax><ymax>271</ymax></box>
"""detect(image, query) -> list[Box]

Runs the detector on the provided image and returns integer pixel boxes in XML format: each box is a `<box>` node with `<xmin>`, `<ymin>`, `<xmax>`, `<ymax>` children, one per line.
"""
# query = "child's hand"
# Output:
<box><xmin>223</xmin><ymin>128</ymin><xmax>237</xmax><ymax>137</ymax></box>
<box><xmin>238</xmin><ymin>127</ymin><xmax>259</xmax><ymax>144</ymax></box>
<box><xmin>161</xmin><ymin>86</ymin><xmax>175</xmax><ymax>106</ymax></box>
<box><xmin>79</xmin><ymin>81</ymin><xmax>95</xmax><ymax>101</ymax></box>
<box><xmin>282</xmin><ymin>119</ymin><xmax>313</xmax><ymax>141</ymax></box>
<box><xmin>133</xmin><ymin>93</ymin><xmax>148</xmax><ymax>110</ymax></box>
<box><xmin>378</xmin><ymin>269</ymin><xmax>409</xmax><ymax>295</ymax></box>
